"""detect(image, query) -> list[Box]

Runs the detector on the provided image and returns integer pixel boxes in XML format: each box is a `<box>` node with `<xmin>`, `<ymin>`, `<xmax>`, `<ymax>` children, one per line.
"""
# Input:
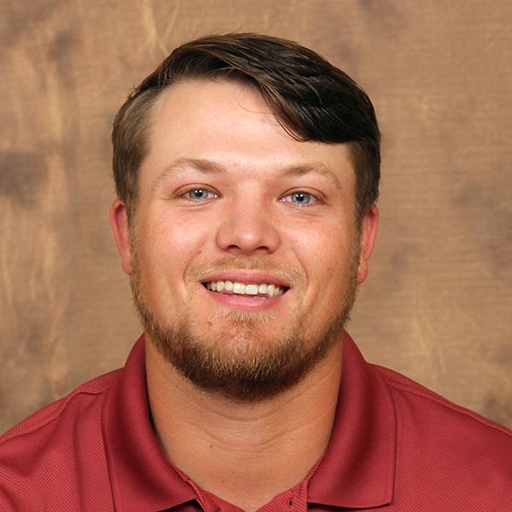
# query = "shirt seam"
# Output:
<box><xmin>0</xmin><ymin>372</ymin><xmax>119</xmax><ymax>442</ymax></box>
<box><xmin>376</xmin><ymin>365</ymin><xmax>512</xmax><ymax>438</ymax></box>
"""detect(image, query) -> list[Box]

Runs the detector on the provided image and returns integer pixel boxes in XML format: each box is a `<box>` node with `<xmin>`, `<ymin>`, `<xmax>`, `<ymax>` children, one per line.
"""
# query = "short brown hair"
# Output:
<box><xmin>112</xmin><ymin>33</ymin><xmax>380</xmax><ymax>223</ymax></box>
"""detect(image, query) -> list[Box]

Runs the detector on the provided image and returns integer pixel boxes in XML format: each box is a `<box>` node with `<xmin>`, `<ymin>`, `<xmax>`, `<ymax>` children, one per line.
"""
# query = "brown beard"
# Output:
<box><xmin>130</xmin><ymin>253</ymin><xmax>359</xmax><ymax>403</ymax></box>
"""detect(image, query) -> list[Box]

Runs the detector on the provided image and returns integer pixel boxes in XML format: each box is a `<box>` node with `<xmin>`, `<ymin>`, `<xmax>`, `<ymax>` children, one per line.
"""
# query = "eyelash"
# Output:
<box><xmin>181</xmin><ymin>188</ymin><xmax>219</xmax><ymax>202</ymax></box>
<box><xmin>178</xmin><ymin>187</ymin><xmax>321</xmax><ymax>206</ymax></box>
<box><xmin>280</xmin><ymin>191</ymin><xmax>320</xmax><ymax>206</ymax></box>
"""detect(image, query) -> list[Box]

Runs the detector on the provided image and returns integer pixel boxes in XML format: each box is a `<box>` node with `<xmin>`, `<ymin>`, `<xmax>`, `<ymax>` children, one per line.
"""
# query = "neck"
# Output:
<box><xmin>145</xmin><ymin>337</ymin><xmax>344</xmax><ymax>512</ymax></box>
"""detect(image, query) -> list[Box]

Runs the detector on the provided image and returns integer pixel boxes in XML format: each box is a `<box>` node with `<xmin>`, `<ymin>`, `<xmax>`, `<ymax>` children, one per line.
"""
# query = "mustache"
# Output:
<box><xmin>186</xmin><ymin>256</ymin><xmax>305</xmax><ymax>287</ymax></box>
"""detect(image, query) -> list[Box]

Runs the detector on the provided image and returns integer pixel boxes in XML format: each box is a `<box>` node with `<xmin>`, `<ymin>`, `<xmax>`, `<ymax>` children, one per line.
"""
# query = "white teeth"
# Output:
<box><xmin>205</xmin><ymin>280</ymin><xmax>285</xmax><ymax>297</ymax></box>
<box><xmin>233</xmin><ymin>282</ymin><xmax>245</xmax><ymax>294</ymax></box>
<box><xmin>245</xmin><ymin>284</ymin><xmax>258</xmax><ymax>295</ymax></box>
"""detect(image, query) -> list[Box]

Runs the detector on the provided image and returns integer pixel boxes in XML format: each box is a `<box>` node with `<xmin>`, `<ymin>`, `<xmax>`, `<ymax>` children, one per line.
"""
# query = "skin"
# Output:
<box><xmin>110</xmin><ymin>79</ymin><xmax>379</xmax><ymax>511</ymax></box>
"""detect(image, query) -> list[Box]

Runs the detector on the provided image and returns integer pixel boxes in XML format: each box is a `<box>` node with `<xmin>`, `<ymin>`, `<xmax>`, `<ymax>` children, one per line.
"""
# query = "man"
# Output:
<box><xmin>1</xmin><ymin>33</ymin><xmax>511</xmax><ymax>511</ymax></box>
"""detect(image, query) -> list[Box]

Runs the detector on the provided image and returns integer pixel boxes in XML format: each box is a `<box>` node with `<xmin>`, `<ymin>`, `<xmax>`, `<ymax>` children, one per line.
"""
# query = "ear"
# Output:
<box><xmin>356</xmin><ymin>205</ymin><xmax>379</xmax><ymax>284</ymax></box>
<box><xmin>109</xmin><ymin>198</ymin><xmax>134</xmax><ymax>275</ymax></box>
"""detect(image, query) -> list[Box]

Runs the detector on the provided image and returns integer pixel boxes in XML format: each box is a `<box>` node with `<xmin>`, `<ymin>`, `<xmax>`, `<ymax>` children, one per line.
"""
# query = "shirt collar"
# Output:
<box><xmin>102</xmin><ymin>332</ymin><xmax>396</xmax><ymax>511</ymax></box>
<box><xmin>308</xmin><ymin>332</ymin><xmax>396</xmax><ymax>508</ymax></box>
<box><xmin>103</xmin><ymin>335</ymin><xmax>196</xmax><ymax>511</ymax></box>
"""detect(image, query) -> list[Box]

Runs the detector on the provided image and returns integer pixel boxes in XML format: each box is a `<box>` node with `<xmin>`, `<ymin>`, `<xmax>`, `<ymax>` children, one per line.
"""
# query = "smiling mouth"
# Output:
<box><xmin>203</xmin><ymin>280</ymin><xmax>287</xmax><ymax>297</ymax></box>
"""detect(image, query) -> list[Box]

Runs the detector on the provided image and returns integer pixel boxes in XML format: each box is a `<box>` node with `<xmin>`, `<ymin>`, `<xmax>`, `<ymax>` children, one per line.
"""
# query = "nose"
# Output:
<box><xmin>215</xmin><ymin>198</ymin><xmax>280</xmax><ymax>255</ymax></box>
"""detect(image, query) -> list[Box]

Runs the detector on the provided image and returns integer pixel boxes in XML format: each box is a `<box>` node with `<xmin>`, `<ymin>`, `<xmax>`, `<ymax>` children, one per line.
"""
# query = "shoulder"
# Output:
<box><xmin>376</xmin><ymin>363</ymin><xmax>512</xmax><ymax>440</ymax></box>
<box><xmin>374</xmin><ymin>364</ymin><xmax>512</xmax><ymax>506</ymax></box>
<box><xmin>0</xmin><ymin>370</ymin><xmax>121</xmax><ymax>510</ymax></box>
<box><xmin>0</xmin><ymin>369</ymin><xmax>120</xmax><ymax>444</ymax></box>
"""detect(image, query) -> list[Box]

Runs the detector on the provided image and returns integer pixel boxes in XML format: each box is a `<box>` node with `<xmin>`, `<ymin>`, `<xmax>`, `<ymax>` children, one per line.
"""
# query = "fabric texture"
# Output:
<box><xmin>1</xmin><ymin>333</ymin><xmax>511</xmax><ymax>511</ymax></box>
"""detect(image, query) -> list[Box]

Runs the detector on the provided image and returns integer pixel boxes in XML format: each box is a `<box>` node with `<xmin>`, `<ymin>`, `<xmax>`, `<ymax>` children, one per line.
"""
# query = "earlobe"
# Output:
<box><xmin>356</xmin><ymin>205</ymin><xmax>379</xmax><ymax>284</ymax></box>
<box><xmin>109</xmin><ymin>199</ymin><xmax>134</xmax><ymax>275</ymax></box>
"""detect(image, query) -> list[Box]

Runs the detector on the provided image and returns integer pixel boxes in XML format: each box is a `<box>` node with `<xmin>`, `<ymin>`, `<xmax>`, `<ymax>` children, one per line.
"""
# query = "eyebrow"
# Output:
<box><xmin>151</xmin><ymin>158</ymin><xmax>227</xmax><ymax>192</ymax></box>
<box><xmin>280</xmin><ymin>163</ymin><xmax>343</xmax><ymax>191</ymax></box>
<box><xmin>151</xmin><ymin>157</ymin><xmax>343</xmax><ymax>192</ymax></box>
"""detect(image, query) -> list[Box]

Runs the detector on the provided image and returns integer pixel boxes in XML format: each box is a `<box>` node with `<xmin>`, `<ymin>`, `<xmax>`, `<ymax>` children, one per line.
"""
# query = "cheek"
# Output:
<box><xmin>138</xmin><ymin>213</ymin><xmax>210</xmax><ymax>275</ymax></box>
<box><xmin>295</xmin><ymin>222</ymin><xmax>355</xmax><ymax>277</ymax></box>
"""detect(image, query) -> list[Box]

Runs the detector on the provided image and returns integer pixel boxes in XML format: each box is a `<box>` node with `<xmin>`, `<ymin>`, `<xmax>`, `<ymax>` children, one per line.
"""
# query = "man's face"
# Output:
<box><xmin>111</xmin><ymin>79</ymin><xmax>378</xmax><ymax>401</ymax></box>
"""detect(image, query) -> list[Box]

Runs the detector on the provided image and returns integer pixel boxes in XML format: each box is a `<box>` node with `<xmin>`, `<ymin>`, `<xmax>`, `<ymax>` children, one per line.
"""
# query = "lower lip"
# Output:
<box><xmin>205</xmin><ymin>288</ymin><xmax>285</xmax><ymax>309</ymax></box>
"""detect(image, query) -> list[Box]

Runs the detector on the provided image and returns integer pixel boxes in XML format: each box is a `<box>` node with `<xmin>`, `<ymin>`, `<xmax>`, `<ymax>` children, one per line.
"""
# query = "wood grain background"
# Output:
<box><xmin>1</xmin><ymin>0</ymin><xmax>511</xmax><ymax>433</ymax></box>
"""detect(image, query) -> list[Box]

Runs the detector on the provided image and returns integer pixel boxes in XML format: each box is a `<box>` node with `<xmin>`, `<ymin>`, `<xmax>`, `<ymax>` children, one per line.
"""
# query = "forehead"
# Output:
<box><xmin>148</xmin><ymin>78</ymin><xmax>287</xmax><ymax>149</ymax></box>
<box><xmin>141</xmin><ymin>79</ymin><xmax>356</xmax><ymax>188</ymax></box>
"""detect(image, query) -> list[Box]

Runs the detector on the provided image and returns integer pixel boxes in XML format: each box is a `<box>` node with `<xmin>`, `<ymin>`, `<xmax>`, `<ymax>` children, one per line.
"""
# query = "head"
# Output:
<box><xmin>110</xmin><ymin>34</ymin><xmax>380</xmax><ymax>402</ymax></box>
<box><xmin>112</xmin><ymin>33</ymin><xmax>380</xmax><ymax>226</ymax></box>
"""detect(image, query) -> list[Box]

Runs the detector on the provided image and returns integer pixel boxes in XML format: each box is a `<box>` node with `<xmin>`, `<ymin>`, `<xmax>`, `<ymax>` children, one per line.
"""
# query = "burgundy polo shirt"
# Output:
<box><xmin>1</xmin><ymin>333</ymin><xmax>511</xmax><ymax>511</ymax></box>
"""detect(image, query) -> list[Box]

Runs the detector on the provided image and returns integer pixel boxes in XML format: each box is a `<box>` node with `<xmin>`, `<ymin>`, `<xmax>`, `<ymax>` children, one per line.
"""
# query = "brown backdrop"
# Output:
<box><xmin>1</xmin><ymin>0</ymin><xmax>511</xmax><ymax>433</ymax></box>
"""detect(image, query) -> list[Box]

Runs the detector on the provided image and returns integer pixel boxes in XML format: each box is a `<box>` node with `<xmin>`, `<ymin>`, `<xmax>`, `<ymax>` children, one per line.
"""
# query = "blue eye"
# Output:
<box><xmin>185</xmin><ymin>188</ymin><xmax>217</xmax><ymax>201</ymax></box>
<box><xmin>282</xmin><ymin>191</ymin><xmax>315</xmax><ymax>205</ymax></box>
